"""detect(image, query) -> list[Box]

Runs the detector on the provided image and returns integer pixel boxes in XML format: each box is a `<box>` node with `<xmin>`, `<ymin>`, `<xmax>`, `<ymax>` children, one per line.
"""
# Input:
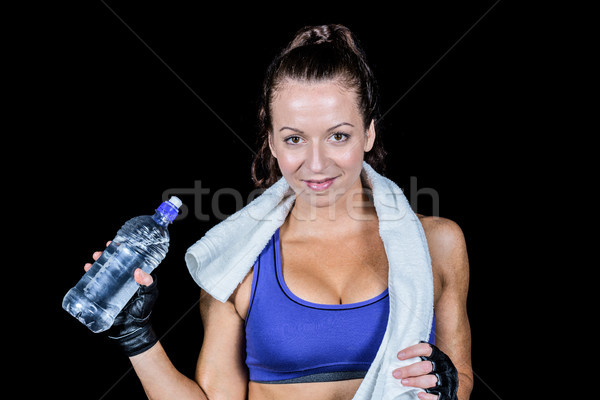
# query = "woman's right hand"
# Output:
<box><xmin>84</xmin><ymin>241</ymin><xmax>154</xmax><ymax>286</ymax></box>
<box><xmin>85</xmin><ymin>241</ymin><xmax>160</xmax><ymax>357</ymax></box>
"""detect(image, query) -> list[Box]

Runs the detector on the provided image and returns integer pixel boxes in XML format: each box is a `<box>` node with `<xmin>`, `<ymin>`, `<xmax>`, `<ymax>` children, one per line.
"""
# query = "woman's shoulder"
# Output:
<box><xmin>416</xmin><ymin>214</ymin><xmax>468</xmax><ymax>271</ymax></box>
<box><xmin>417</xmin><ymin>214</ymin><xmax>465</xmax><ymax>244</ymax></box>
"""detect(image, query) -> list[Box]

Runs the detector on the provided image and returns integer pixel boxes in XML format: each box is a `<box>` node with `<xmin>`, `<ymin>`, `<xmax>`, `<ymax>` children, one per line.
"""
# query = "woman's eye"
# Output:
<box><xmin>330</xmin><ymin>133</ymin><xmax>349</xmax><ymax>142</ymax></box>
<box><xmin>285</xmin><ymin>136</ymin><xmax>304</xmax><ymax>145</ymax></box>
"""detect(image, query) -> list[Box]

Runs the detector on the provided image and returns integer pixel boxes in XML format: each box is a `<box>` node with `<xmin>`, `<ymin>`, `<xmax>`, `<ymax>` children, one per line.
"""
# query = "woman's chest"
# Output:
<box><xmin>280</xmin><ymin>233</ymin><xmax>389</xmax><ymax>305</ymax></box>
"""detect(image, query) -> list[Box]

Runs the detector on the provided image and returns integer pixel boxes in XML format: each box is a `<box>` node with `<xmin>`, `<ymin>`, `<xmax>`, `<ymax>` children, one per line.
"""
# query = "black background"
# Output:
<box><xmin>16</xmin><ymin>1</ymin><xmax>555</xmax><ymax>398</ymax></box>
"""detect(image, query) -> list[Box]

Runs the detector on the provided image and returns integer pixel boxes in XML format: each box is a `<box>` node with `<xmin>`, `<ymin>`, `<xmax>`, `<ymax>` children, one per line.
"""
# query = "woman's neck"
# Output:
<box><xmin>283</xmin><ymin>183</ymin><xmax>378</xmax><ymax>240</ymax></box>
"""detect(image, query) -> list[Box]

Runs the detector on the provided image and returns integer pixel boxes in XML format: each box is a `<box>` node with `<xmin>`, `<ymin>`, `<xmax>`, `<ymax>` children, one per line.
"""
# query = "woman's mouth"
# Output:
<box><xmin>303</xmin><ymin>177</ymin><xmax>338</xmax><ymax>192</ymax></box>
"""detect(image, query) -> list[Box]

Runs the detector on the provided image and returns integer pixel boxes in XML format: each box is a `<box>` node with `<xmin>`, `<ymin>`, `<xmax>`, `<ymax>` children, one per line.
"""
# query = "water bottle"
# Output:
<box><xmin>63</xmin><ymin>196</ymin><xmax>182</xmax><ymax>333</ymax></box>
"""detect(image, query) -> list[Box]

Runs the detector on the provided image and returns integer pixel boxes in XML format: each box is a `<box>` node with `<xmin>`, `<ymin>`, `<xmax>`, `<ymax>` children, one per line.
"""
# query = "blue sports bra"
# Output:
<box><xmin>244</xmin><ymin>229</ymin><xmax>435</xmax><ymax>384</ymax></box>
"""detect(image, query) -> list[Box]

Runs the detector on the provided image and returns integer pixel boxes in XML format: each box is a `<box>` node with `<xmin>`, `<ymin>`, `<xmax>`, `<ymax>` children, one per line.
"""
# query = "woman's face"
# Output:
<box><xmin>269</xmin><ymin>79</ymin><xmax>375</xmax><ymax>210</ymax></box>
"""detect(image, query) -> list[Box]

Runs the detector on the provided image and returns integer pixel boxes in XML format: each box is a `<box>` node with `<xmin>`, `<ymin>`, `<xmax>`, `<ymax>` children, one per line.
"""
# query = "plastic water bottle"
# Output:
<box><xmin>63</xmin><ymin>196</ymin><xmax>182</xmax><ymax>333</ymax></box>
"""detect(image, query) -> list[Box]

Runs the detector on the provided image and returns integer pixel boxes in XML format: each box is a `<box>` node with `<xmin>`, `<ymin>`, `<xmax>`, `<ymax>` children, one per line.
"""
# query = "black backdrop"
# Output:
<box><xmin>25</xmin><ymin>1</ymin><xmax>545</xmax><ymax>399</ymax></box>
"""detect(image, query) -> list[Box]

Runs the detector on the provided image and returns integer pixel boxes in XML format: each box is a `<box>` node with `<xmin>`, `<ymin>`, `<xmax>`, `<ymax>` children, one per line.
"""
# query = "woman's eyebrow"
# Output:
<box><xmin>279</xmin><ymin>122</ymin><xmax>354</xmax><ymax>134</ymax></box>
<box><xmin>279</xmin><ymin>126</ymin><xmax>304</xmax><ymax>133</ymax></box>
<box><xmin>327</xmin><ymin>122</ymin><xmax>354</xmax><ymax>131</ymax></box>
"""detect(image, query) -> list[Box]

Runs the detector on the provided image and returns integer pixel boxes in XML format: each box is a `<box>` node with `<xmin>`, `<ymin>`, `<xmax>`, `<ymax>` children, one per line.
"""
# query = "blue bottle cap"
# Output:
<box><xmin>156</xmin><ymin>196</ymin><xmax>182</xmax><ymax>223</ymax></box>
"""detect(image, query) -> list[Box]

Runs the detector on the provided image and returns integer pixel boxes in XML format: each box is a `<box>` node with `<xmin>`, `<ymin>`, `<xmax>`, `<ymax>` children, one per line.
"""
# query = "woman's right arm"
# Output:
<box><xmin>128</xmin><ymin>284</ymin><xmax>248</xmax><ymax>400</ymax></box>
<box><xmin>130</xmin><ymin>341</ymin><xmax>209</xmax><ymax>399</ymax></box>
<box><xmin>85</xmin><ymin>249</ymin><xmax>248</xmax><ymax>399</ymax></box>
<box><xmin>194</xmin><ymin>288</ymin><xmax>249</xmax><ymax>399</ymax></box>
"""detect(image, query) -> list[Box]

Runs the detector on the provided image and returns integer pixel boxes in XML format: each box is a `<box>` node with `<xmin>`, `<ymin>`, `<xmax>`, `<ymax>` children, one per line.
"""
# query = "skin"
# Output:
<box><xmin>85</xmin><ymin>79</ymin><xmax>472</xmax><ymax>399</ymax></box>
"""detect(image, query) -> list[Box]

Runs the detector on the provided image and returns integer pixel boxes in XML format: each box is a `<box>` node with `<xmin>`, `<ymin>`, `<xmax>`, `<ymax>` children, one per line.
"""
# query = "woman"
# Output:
<box><xmin>87</xmin><ymin>24</ymin><xmax>472</xmax><ymax>399</ymax></box>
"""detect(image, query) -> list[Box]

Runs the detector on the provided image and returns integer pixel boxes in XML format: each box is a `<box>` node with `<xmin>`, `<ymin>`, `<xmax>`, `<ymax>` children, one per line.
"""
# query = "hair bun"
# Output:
<box><xmin>286</xmin><ymin>24</ymin><xmax>354</xmax><ymax>50</ymax></box>
<box><xmin>292</xmin><ymin>25</ymin><xmax>334</xmax><ymax>46</ymax></box>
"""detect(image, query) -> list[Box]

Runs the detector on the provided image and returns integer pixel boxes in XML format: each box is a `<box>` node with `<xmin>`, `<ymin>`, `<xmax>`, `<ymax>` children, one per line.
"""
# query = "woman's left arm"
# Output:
<box><xmin>393</xmin><ymin>217</ymin><xmax>473</xmax><ymax>400</ymax></box>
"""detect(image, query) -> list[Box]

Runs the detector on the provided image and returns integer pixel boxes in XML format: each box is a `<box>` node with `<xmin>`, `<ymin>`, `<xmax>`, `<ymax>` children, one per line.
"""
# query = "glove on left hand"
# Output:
<box><xmin>419</xmin><ymin>342</ymin><xmax>459</xmax><ymax>400</ymax></box>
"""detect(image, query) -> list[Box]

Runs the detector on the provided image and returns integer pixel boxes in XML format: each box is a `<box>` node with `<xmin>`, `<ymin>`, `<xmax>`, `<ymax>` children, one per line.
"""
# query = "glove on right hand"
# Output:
<box><xmin>107</xmin><ymin>274</ymin><xmax>159</xmax><ymax>357</ymax></box>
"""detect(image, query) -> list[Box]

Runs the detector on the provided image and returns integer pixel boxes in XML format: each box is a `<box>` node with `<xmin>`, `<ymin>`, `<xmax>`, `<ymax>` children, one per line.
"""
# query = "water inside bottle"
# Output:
<box><xmin>63</xmin><ymin>213</ymin><xmax>171</xmax><ymax>333</ymax></box>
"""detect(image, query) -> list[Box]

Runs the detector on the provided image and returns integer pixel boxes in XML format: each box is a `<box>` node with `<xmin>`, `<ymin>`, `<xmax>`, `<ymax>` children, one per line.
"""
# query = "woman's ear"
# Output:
<box><xmin>364</xmin><ymin>119</ymin><xmax>376</xmax><ymax>152</ymax></box>
<box><xmin>268</xmin><ymin>132</ymin><xmax>277</xmax><ymax>159</ymax></box>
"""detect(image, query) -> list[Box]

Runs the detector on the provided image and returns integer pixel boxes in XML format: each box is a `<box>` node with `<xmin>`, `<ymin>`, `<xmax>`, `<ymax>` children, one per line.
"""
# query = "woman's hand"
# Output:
<box><xmin>84</xmin><ymin>241</ymin><xmax>154</xmax><ymax>286</ymax></box>
<box><xmin>393</xmin><ymin>342</ymin><xmax>458</xmax><ymax>400</ymax></box>
<box><xmin>85</xmin><ymin>241</ymin><xmax>159</xmax><ymax>357</ymax></box>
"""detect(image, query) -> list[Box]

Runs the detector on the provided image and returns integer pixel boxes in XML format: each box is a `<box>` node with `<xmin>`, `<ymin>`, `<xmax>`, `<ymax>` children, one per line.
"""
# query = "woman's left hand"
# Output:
<box><xmin>393</xmin><ymin>342</ymin><xmax>458</xmax><ymax>400</ymax></box>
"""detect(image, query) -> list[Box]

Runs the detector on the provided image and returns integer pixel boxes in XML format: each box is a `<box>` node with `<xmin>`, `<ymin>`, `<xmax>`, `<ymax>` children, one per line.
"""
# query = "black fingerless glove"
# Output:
<box><xmin>420</xmin><ymin>342</ymin><xmax>459</xmax><ymax>400</ymax></box>
<box><xmin>107</xmin><ymin>274</ymin><xmax>159</xmax><ymax>357</ymax></box>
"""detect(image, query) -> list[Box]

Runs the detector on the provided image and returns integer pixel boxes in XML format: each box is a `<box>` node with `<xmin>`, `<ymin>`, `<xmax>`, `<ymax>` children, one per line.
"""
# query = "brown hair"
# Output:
<box><xmin>251</xmin><ymin>24</ymin><xmax>386</xmax><ymax>188</ymax></box>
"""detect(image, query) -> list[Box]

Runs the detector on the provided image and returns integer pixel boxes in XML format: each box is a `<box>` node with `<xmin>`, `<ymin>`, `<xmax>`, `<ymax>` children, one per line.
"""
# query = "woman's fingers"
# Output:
<box><xmin>399</xmin><ymin>372</ymin><xmax>438</xmax><ymax>389</ymax></box>
<box><xmin>82</xmin><ymin>243</ymin><xmax>153</xmax><ymax>287</ymax></box>
<box><xmin>392</xmin><ymin>358</ymin><xmax>438</xmax><ymax>397</ymax></box>
<box><xmin>84</xmin><ymin>241</ymin><xmax>113</xmax><ymax>271</ymax></box>
<box><xmin>83</xmin><ymin>251</ymin><xmax>102</xmax><ymax>271</ymax></box>
<box><xmin>393</xmin><ymin>343</ymin><xmax>438</xmax><ymax>395</ymax></box>
<box><xmin>393</xmin><ymin>360</ymin><xmax>433</xmax><ymax>379</ymax></box>
<box><xmin>134</xmin><ymin>268</ymin><xmax>154</xmax><ymax>286</ymax></box>
<box><xmin>417</xmin><ymin>392</ymin><xmax>438</xmax><ymax>400</ymax></box>
<box><xmin>397</xmin><ymin>342</ymin><xmax>433</xmax><ymax>360</ymax></box>
<box><xmin>83</xmin><ymin>265</ymin><xmax>153</xmax><ymax>287</ymax></box>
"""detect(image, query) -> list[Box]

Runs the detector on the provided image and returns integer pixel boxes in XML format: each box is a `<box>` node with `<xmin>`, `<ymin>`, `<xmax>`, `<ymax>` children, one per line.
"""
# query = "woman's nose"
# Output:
<box><xmin>307</xmin><ymin>142</ymin><xmax>328</xmax><ymax>172</ymax></box>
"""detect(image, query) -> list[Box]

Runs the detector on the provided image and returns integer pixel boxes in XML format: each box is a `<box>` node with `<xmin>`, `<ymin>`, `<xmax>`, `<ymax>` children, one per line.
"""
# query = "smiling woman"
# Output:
<box><xmin>252</xmin><ymin>24</ymin><xmax>386</xmax><ymax>189</ymax></box>
<box><xmin>268</xmin><ymin>81</ymin><xmax>375</xmax><ymax>208</ymax></box>
<box><xmin>86</xmin><ymin>23</ymin><xmax>472</xmax><ymax>400</ymax></box>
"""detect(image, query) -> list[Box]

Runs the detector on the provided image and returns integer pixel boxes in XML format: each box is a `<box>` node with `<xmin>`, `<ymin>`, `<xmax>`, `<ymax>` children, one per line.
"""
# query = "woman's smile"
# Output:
<box><xmin>302</xmin><ymin>176</ymin><xmax>339</xmax><ymax>192</ymax></box>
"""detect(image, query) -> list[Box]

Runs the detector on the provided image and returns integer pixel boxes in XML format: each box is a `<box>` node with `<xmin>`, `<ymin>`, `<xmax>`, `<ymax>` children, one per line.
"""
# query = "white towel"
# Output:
<box><xmin>185</xmin><ymin>162</ymin><xmax>434</xmax><ymax>399</ymax></box>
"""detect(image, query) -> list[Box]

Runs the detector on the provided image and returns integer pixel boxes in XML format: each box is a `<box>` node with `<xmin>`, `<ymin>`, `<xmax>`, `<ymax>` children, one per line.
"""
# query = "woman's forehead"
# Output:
<box><xmin>271</xmin><ymin>80</ymin><xmax>361</xmax><ymax>129</ymax></box>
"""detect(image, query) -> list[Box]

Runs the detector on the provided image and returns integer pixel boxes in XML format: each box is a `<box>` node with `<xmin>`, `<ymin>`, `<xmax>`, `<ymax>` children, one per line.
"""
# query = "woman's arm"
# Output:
<box><xmin>128</xmin><ymin>280</ymin><xmax>248</xmax><ymax>399</ymax></box>
<box><xmin>194</xmin><ymin>289</ymin><xmax>249</xmax><ymax>399</ymax></box>
<box><xmin>130</xmin><ymin>342</ymin><xmax>208</xmax><ymax>399</ymax></box>
<box><xmin>84</xmin><ymin>250</ymin><xmax>209</xmax><ymax>399</ymax></box>
<box><xmin>393</xmin><ymin>217</ymin><xmax>473</xmax><ymax>400</ymax></box>
<box><xmin>86</xmin><ymin>247</ymin><xmax>248</xmax><ymax>399</ymax></box>
<box><xmin>427</xmin><ymin>217</ymin><xmax>473</xmax><ymax>399</ymax></box>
